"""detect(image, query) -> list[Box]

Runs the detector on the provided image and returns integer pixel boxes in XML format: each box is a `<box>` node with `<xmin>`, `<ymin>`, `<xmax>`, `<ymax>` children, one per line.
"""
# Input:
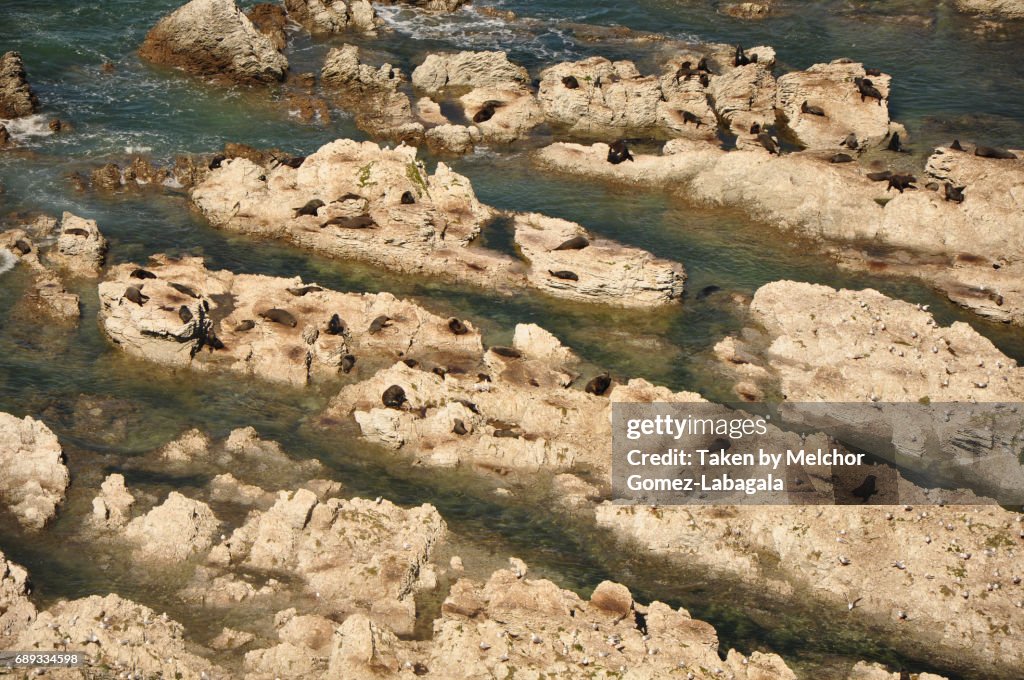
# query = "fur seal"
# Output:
<box><xmin>382</xmin><ymin>384</ymin><xmax>407</xmax><ymax>409</ymax></box>
<box><xmin>866</xmin><ymin>170</ymin><xmax>892</xmax><ymax>181</ymax></box>
<box><xmin>168</xmin><ymin>282</ymin><xmax>199</xmax><ymax>298</ymax></box>
<box><xmin>13</xmin><ymin>239</ymin><xmax>31</xmax><ymax>255</ymax></box>
<box><xmin>548</xmin><ymin>269</ymin><xmax>579</xmax><ymax>281</ymax></box>
<box><xmin>674</xmin><ymin>61</ymin><xmax>696</xmax><ymax>83</ymax></box>
<box><xmin>944</xmin><ymin>183</ymin><xmax>965</xmax><ymax>203</ymax></box>
<box><xmin>697</xmin><ymin>57</ymin><xmax>710</xmax><ymax>72</ymax></box>
<box><xmin>401</xmin><ymin>191</ymin><xmax>415</xmax><ymax>205</ymax></box>
<box><xmin>886</xmin><ymin>174</ymin><xmax>917</xmax><ymax>193</ymax></box>
<box><xmin>562</xmin><ymin>75</ymin><xmax>579</xmax><ymax>89</ymax></box>
<box><xmin>124</xmin><ymin>286</ymin><xmax>148</xmax><ymax>306</ymax></box>
<box><xmin>585</xmin><ymin>372</ymin><xmax>612</xmax><ymax>396</ymax></box>
<box><xmin>472</xmin><ymin>101</ymin><xmax>502</xmax><ymax>124</ymax></box>
<box><xmin>178</xmin><ymin>305</ymin><xmax>193</xmax><ymax>323</ymax></box>
<box><xmin>234</xmin><ymin>319</ymin><xmax>255</xmax><ymax>332</ymax></box>
<box><xmin>368</xmin><ymin>315</ymin><xmax>391</xmax><ymax>333</ymax></box>
<box><xmin>864</xmin><ymin>67</ymin><xmax>882</xmax><ymax>77</ymax></box>
<box><xmin>130</xmin><ymin>268</ymin><xmax>157</xmax><ymax>279</ymax></box>
<box><xmin>293</xmin><ymin>199</ymin><xmax>324</xmax><ymax>217</ymax></box>
<box><xmin>553</xmin><ymin>235</ymin><xmax>589</xmax><ymax>251</ymax></box>
<box><xmin>607</xmin><ymin>140</ymin><xmax>634</xmax><ymax>165</ymax></box>
<box><xmin>259</xmin><ymin>308</ymin><xmax>297</xmax><ymax>327</ymax></box>
<box><xmin>681</xmin><ymin>111</ymin><xmax>703</xmax><ymax>127</ymax></box>
<box><xmin>975</xmin><ymin>145</ymin><xmax>1017</xmax><ymax>160</ymax></box>
<box><xmin>286</xmin><ymin>285</ymin><xmax>322</xmax><ymax>296</ymax></box>
<box><xmin>403</xmin><ymin>358</ymin><xmax>419</xmax><ymax>368</ymax></box>
<box><xmin>733</xmin><ymin>45</ymin><xmax>751</xmax><ymax>67</ymax></box>
<box><xmin>326</xmin><ymin>313</ymin><xmax>346</xmax><ymax>335</ymax></box>
<box><xmin>801</xmin><ymin>101</ymin><xmax>825</xmax><ymax>117</ymax></box>
<box><xmin>321</xmin><ymin>214</ymin><xmax>375</xmax><ymax>229</ymax></box>
<box><xmin>830</xmin><ymin>153</ymin><xmax>854</xmax><ymax>163</ymax></box>
<box><xmin>851</xmin><ymin>474</ymin><xmax>878</xmax><ymax>502</ymax></box>
<box><xmin>432</xmin><ymin>366</ymin><xmax>447</xmax><ymax>377</ymax></box>
<box><xmin>886</xmin><ymin>132</ymin><xmax>905</xmax><ymax>153</ymax></box>
<box><xmin>695</xmin><ymin>284</ymin><xmax>721</xmax><ymax>300</ymax></box>
<box><xmin>699</xmin><ymin>73</ymin><xmax>710</xmax><ymax>88</ymax></box>
<box><xmin>477</xmin><ymin>372</ymin><xmax>491</xmax><ymax>382</ymax></box>
<box><xmin>950</xmin><ymin>139</ymin><xmax>964</xmax><ymax>151</ymax></box>
<box><xmin>275</xmin><ymin>155</ymin><xmax>306</xmax><ymax>169</ymax></box>
<box><xmin>452</xmin><ymin>419</ymin><xmax>468</xmax><ymax>435</ymax></box>
<box><xmin>491</xmin><ymin>346</ymin><xmax>522</xmax><ymax>358</ymax></box>
<box><xmin>208</xmin><ymin>155</ymin><xmax>226</xmax><ymax>170</ymax></box>
<box><xmin>448</xmin><ymin>318</ymin><xmax>469</xmax><ymax>335</ymax></box>
<box><xmin>341</xmin><ymin>353</ymin><xmax>356</xmax><ymax>373</ymax></box>
<box><xmin>841</xmin><ymin>133</ymin><xmax>859</xmax><ymax>150</ymax></box>
<box><xmin>493</xmin><ymin>428</ymin><xmax>519</xmax><ymax>438</ymax></box>
<box><xmin>63</xmin><ymin>227</ymin><xmax>90</xmax><ymax>237</ymax></box>
<box><xmin>334</xmin><ymin>192</ymin><xmax>364</xmax><ymax>203</ymax></box>
<box><xmin>749</xmin><ymin>122</ymin><xmax>761</xmax><ymax>135</ymax></box>
<box><xmin>757</xmin><ymin>132</ymin><xmax>781</xmax><ymax>155</ymax></box>
<box><xmin>854</xmin><ymin>77</ymin><xmax>883</xmax><ymax>105</ymax></box>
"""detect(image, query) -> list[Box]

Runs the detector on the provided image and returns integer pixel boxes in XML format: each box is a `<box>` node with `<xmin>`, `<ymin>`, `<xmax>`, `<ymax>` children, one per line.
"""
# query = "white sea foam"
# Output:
<box><xmin>0</xmin><ymin>249</ymin><xmax>18</xmax><ymax>276</ymax></box>
<box><xmin>0</xmin><ymin>114</ymin><xmax>55</xmax><ymax>142</ymax></box>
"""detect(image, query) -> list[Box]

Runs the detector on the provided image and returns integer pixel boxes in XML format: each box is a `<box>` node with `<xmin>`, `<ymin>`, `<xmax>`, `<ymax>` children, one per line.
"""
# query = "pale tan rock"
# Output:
<box><xmin>412</xmin><ymin>50</ymin><xmax>530</xmax><ymax>93</ymax></box>
<box><xmin>47</xmin><ymin>212</ymin><xmax>108</xmax><ymax>276</ymax></box>
<box><xmin>90</xmin><ymin>473</ymin><xmax>135</xmax><ymax>528</ymax></box>
<box><xmin>284</xmin><ymin>0</ymin><xmax>379</xmax><ymax>34</ymax></box>
<box><xmin>1</xmin><ymin>224</ymin><xmax>81</xmax><ymax>320</ymax></box>
<box><xmin>0</xmin><ymin>550</ymin><xmax>36</xmax><ymax>645</ymax></box>
<box><xmin>425</xmin><ymin>123</ymin><xmax>478</xmax><ymax>154</ymax></box>
<box><xmin>210</xmin><ymin>626</ymin><xmax>256</xmax><ymax>651</ymax></box>
<box><xmin>123</xmin><ymin>491</ymin><xmax>220</xmax><ymax>561</ymax></box>
<box><xmin>722</xmin><ymin>1</ymin><xmax>776</xmax><ymax>19</ymax></box>
<box><xmin>159</xmin><ymin>427</ymin><xmax>212</xmax><ymax>462</ymax></box>
<box><xmin>512</xmin><ymin>323</ymin><xmax>577</xmax><ymax>365</ymax></box>
<box><xmin>0</xmin><ymin>412</ymin><xmax>68</xmax><ymax>530</ymax></box>
<box><xmin>458</xmin><ymin>87</ymin><xmax>544</xmax><ymax>145</ymax></box>
<box><xmin>139</xmin><ymin>0</ymin><xmax>288</xmax><ymax>84</ymax></box>
<box><xmin>955</xmin><ymin>0</ymin><xmax>1024</xmax><ymax>18</ymax></box>
<box><xmin>707</xmin><ymin>59</ymin><xmax>777</xmax><ymax>143</ymax></box>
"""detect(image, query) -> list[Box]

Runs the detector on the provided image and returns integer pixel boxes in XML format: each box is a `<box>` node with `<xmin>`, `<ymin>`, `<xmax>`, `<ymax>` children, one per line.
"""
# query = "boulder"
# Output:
<box><xmin>411</xmin><ymin>51</ymin><xmax>530</xmax><ymax>94</ymax></box>
<box><xmin>0</xmin><ymin>551</ymin><xmax>36</xmax><ymax>645</ymax></box>
<box><xmin>247</xmin><ymin>3</ymin><xmax>288</xmax><ymax>50</ymax></box>
<box><xmin>955</xmin><ymin>0</ymin><xmax>1024</xmax><ymax>18</ymax></box>
<box><xmin>284</xmin><ymin>0</ymin><xmax>378</xmax><ymax>33</ymax></box>
<box><xmin>0</xmin><ymin>51</ymin><xmax>39</xmax><ymax>118</ymax></box>
<box><xmin>139</xmin><ymin>0</ymin><xmax>288</xmax><ymax>84</ymax></box>
<box><xmin>1</xmin><ymin>224</ymin><xmax>81</xmax><ymax>320</ymax></box>
<box><xmin>123</xmin><ymin>491</ymin><xmax>220</xmax><ymax>561</ymax></box>
<box><xmin>90</xmin><ymin>473</ymin><xmax>135</xmax><ymax>528</ymax></box>
<box><xmin>0</xmin><ymin>412</ymin><xmax>68</xmax><ymax>530</ymax></box>
<box><xmin>48</xmin><ymin>212</ymin><xmax>108</xmax><ymax>277</ymax></box>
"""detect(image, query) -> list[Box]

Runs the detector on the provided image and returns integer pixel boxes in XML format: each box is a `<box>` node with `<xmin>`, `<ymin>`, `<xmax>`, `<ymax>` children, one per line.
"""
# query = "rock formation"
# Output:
<box><xmin>139</xmin><ymin>0</ymin><xmax>288</xmax><ymax>84</ymax></box>
<box><xmin>123</xmin><ymin>491</ymin><xmax>221</xmax><ymax>561</ymax></box>
<box><xmin>955</xmin><ymin>0</ymin><xmax>1024</xmax><ymax>18</ymax></box>
<box><xmin>0</xmin><ymin>412</ymin><xmax>69</xmax><ymax>530</ymax></box>
<box><xmin>0</xmin><ymin>51</ymin><xmax>39</xmax><ymax>119</ymax></box>
<box><xmin>47</xmin><ymin>212</ymin><xmax>108</xmax><ymax>276</ymax></box>
<box><xmin>284</xmin><ymin>0</ymin><xmax>378</xmax><ymax>34</ymax></box>
<box><xmin>412</xmin><ymin>50</ymin><xmax>530</xmax><ymax>94</ymax></box>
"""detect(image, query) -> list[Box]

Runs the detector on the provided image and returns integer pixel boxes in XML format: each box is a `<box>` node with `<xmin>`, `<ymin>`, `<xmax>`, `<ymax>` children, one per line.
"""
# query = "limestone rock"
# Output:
<box><xmin>0</xmin><ymin>551</ymin><xmax>36</xmax><ymax>645</ymax></box>
<box><xmin>0</xmin><ymin>412</ymin><xmax>68</xmax><ymax>530</ymax></box>
<box><xmin>123</xmin><ymin>491</ymin><xmax>220</xmax><ymax>561</ymax></box>
<box><xmin>48</xmin><ymin>212</ymin><xmax>108</xmax><ymax>276</ymax></box>
<box><xmin>411</xmin><ymin>51</ymin><xmax>530</xmax><ymax>94</ymax></box>
<box><xmin>285</xmin><ymin>0</ymin><xmax>379</xmax><ymax>33</ymax></box>
<box><xmin>90</xmin><ymin>473</ymin><xmax>135</xmax><ymax>528</ymax></box>
<box><xmin>0</xmin><ymin>51</ymin><xmax>39</xmax><ymax>118</ymax></box>
<box><xmin>955</xmin><ymin>0</ymin><xmax>1024</xmax><ymax>18</ymax></box>
<box><xmin>139</xmin><ymin>0</ymin><xmax>288</xmax><ymax>84</ymax></box>
<box><xmin>247</xmin><ymin>3</ymin><xmax>288</xmax><ymax>50</ymax></box>
<box><xmin>321</xmin><ymin>45</ymin><xmax>422</xmax><ymax>140</ymax></box>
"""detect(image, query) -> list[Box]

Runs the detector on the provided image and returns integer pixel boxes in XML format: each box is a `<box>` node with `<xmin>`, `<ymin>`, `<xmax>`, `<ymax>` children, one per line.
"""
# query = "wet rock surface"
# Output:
<box><xmin>284</xmin><ymin>0</ymin><xmax>379</xmax><ymax>34</ymax></box>
<box><xmin>0</xmin><ymin>412</ymin><xmax>69</xmax><ymax>530</ymax></box>
<box><xmin>0</xmin><ymin>51</ymin><xmax>39</xmax><ymax>119</ymax></box>
<box><xmin>139</xmin><ymin>0</ymin><xmax>289</xmax><ymax>84</ymax></box>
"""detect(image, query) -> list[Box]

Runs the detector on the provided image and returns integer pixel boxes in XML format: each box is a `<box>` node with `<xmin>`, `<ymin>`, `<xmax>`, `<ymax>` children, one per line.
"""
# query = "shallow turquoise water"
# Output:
<box><xmin>1</xmin><ymin>1</ymin><xmax>1023</xmax><ymax>677</ymax></box>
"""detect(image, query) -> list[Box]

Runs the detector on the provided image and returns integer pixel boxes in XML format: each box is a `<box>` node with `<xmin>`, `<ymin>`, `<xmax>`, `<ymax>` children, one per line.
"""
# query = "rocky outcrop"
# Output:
<box><xmin>123</xmin><ymin>491</ymin><xmax>221</xmax><ymax>561</ymax></box>
<box><xmin>0</xmin><ymin>52</ymin><xmax>39</xmax><ymax>119</ymax></box>
<box><xmin>285</xmin><ymin>0</ymin><xmax>378</xmax><ymax>34</ymax></box>
<box><xmin>247</xmin><ymin>3</ymin><xmax>288</xmax><ymax>50</ymax></box>
<box><xmin>139</xmin><ymin>0</ymin><xmax>288</xmax><ymax>84</ymax></box>
<box><xmin>0</xmin><ymin>551</ymin><xmax>36</xmax><ymax>645</ymax></box>
<box><xmin>411</xmin><ymin>51</ymin><xmax>530</xmax><ymax>94</ymax></box>
<box><xmin>0</xmin><ymin>412</ymin><xmax>68</xmax><ymax>530</ymax></box>
<box><xmin>191</xmin><ymin>139</ymin><xmax>684</xmax><ymax>307</ymax></box>
<box><xmin>13</xmin><ymin>593</ymin><xmax>225</xmax><ymax>679</ymax></box>
<box><xmin>204</xmin><ymin>489</ymin><xmax>445</xmax><ymax>635</ymax></box>
<box><xmin>320</xmin><ymin>46</ymin><xmax>423</xmax><ymax>140</ymax></box>
<box><xmin>48</xmin><ymin>212</ymin><xmax>108</xmax><ymax>276</ymax></box>
<box><xmin>776</xmin><ymin>60</ymin><xmax>896</xmax><ymax>151</ymax></box>
<box><xmin>534</xmin><ymin>140</ymin><xmax>1024</xmax><ymax>324</ymax></box>
<box><xmin>0</xmin><ymin>219</ymin><xmax>81</xmax><ymax>319</ymax></box>
<box><xmin>90</xmin><ymin>473</ymin><xmax>135</xmax><ymax>528</ymax></box>
<box><xmin>706</xmin><ymin>49</ymin><xmax>777</xmax><ymax>142</ymax></box>
<box><xmin>98</xmin><ymin>255</ymin><xmax>485</xmax><ymax>386</ymax></box>
<box><xmin>597</xmin><ymin>502</ymin><xmax>1024</xmax><ymax>677</ymax></box>
<box><xmin>955</xmin><ymin>0</ymin><xmax>1024</xmax><ymax>18</ymax></box>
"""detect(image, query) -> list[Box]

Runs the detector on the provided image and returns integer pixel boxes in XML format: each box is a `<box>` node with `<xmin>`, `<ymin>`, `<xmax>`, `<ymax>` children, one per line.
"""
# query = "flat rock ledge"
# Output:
<box><xmin>139</xmin><ymin>0</ymin><xmax>288</xmax><ymax>84</ymax></box>
<box><xmin>535</xmin><ymin>139</ymin><xmax>1024</xmax><ymax>325</ymax></box>
<box><xmin>191</xmin><ymin>138</ymin><xmax>685</xmax><ymax>307</ymax></box>
<box><xmin>0</xmin><ymin>412</ymin><xmax>69</xmax><ymax>530</ymax></box>
<box><xmin>98</xmin><ymin>255</ymin><xmax>485</xmax><ymax>386</ymax></box>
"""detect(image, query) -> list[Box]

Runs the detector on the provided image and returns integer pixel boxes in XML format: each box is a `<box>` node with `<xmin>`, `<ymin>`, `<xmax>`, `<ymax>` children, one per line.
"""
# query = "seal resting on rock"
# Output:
<box><xmin>326</xmin><ymin>313</ymin><xmax>346</xmax><ymax>335</ymax></box>
<box><xmin>208</xmin><ymin>154</ymin><xmax>226</xmax><ymax>170</ymax></box>
<box><xmin>124</xmin><ymin>286</ymin><xmax>148</xmax><ymax>306</ymax></box>
<box><xmin>274</xmin><ymin>155</ymin><xmax>306</xmax><ymax>169</ymax></box>
<box><xmin>561</xmin><ymin>75</ymin><xmax>579</xmax><ymax>89</ymax></box>
<box><xmin>552</xmin><ymin>235</ymin><xmax>589</xmax><ymax>251</ymax></box>
<box><xmin>757</xmin><ymin>132</ymin><xmax>781</xmax><ymax>155</ymax></box>
<box><xmin>607</xmin><ymin>140</ymin><xmax>634</xmax><ymax>165</ymax></box>
<box><xmin>341</xmin><ymin>354</ymin><xmax>356</xmax><ymax>373</ymax></box>
<box><xmin>866</xmin><ymin>170</ymin><xmax>892</xmax><ymax>181</ymax></box>
<box><xmin>286</xmin><ymin>285</ymin><xmax>322</xmax><ymax>296</ymax></box>
<box><xmin>368</xmin><ymin>315</ymin><xmax>391</xmax><ymax>334</ymax></box>
<box><xmin>321</xmin><ymin>214</ymin><xmax>375</xmax><ymax>229</ymax></box>
<box><xmin>548</xmin><ymin>269</ymin><xmax>579</xmax><ymax>281</ymax></box>
<box><xmin>234</xmin><ymin>319</ymin><xmax>255</xmax><ymax>332</ymax></box>
<box><xmin>944</xmin><ymin>183</ymin><xmax>965</xmax><ymax>203</ymax></box>
<box><xmin>854</xmin><ymin>77</ymin><xmax>883</xmax><ymax>105</ymax></box>
<box><xmin>886</xmin><ymin>174</ymin><xmax>917</xmax><ymax>193</ymax></box>
<box><xmin>851</xmin><ymin>474</ymin><xmax>878</xmax><ymax>502</ymax></box>
<box><xmin>830</xmin><ymin>153</ymin><xmax>854</xmax><ymax>163</ymax></box>
<box><xmin>490</xmin><ymin>346</ymin><xmax>521</xmax><ymax>358</ymax></box>
<box><xmin>13</xmin><ymin>239</ymin><xmax>31</xmax><ymax>255</ymax></box>
<box><xmin>63</xmin><ymin>227</ymin><xmax>90</xmax><ymax>237</ymax></box>
<box><xmin>886</xmin><ymin>132</ymin><xmax>905</xmax><ymax>153</ymax></box>
<box><xmin>293</xmin><ymin>199</ymin><xmax>325</xmax><ymax>217</ymax></box>
<box><xmin>452</xmin><ymin>419</ymin><xmax>468</xmax><ymax>435</ymax></box>
<box><xmin>680</xmin><ymin>111</ymin><xmax>703</xmax><ymax>127</ymax></box>
<box><xmin>130</xmin><ymin>268</ymin><xmax>157</xmax><ymax>279</ymax></box>
<box><xmin>950</xmin><ymin>139</ymin><xmax>964</xmax><ymax>151</ymax></box>
<box><xmin>801</xmin><ymin>101</ymin><xmax>825</xmax><ymax>117</ymax></box>
<box><xmin>178</xmin><ymin>305</ymin><xmax>193</xmax><ymax>323</ymax></box>
<box><xmin>975</xmin><ymin>145</ymin><xmax>1017</xmax><ymax>160</ymax></box>
<box><xmin>448</xmin><ymin>318</ymin><xmax>468</xmax><ymax>335</ymax></box>
<box><xmin>585</xmin><ymin>372</ymin><xmax>612</xmax><ymax>396</ymax></box>
<box><xmin>259</xmin><ymin>308</ymin><xmax>297</xmax><ymax>327</ymax></box>
<box><xmin>472</xmin><ymin>101</ymin><xmax>502</xmax><ymax>124</ymax></box>
<box><xmin>168</xmin><ymin>282</ymin><xmax>199</xmax><ymax>298</ymax></box>
<box><xmin>841</xmin><ymin>133</ymin><xmax>859</xmax><ymax>150</ymax></box>
<box><xmin>400</xmin><ymin>191</ymin><xmax>415</xmax><ymax>205</ymax></box>
<box><xmin>733</xmin><ymin>45</ymin><xmax>756</xmax><ymax>67</ymax></box>
<box><xmin>382</xmin><ymin>384</ymin><xmax>407</xmax><ymax>409</ymax></box>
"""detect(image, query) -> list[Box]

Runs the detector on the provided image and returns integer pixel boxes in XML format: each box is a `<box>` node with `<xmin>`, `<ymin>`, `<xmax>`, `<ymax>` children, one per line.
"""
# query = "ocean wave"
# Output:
<box><xmin>0</xmin><ymin>114</ymin><xmax>55</xmax><ymax>142</ymax></box>
<box><xmin>0</xmin><ymin>250</ymin><xmax>17</xmax><ymax>276</ymax></box>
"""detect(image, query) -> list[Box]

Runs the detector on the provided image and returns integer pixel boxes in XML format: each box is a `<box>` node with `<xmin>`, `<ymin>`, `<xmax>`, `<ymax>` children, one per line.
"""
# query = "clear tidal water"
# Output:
<box><xmin>1</xmin><ymin>1</ymin><xmax>1023</xmax><ymax>677</ymax></box>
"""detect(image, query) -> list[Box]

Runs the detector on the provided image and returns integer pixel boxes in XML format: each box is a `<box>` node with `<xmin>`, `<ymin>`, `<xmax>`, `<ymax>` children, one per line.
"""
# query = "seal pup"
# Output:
<box><xmin>368</xmin><ymin>315</ymin><xmax>391</xmax><ymax>333</ymax></box>
<box><xmin>607</xmin><ymin>140</ymin><xmax>634</xmax><ymax>164</ymax></box>
<box><xmin>886</xmin><ymin>174</ymin><xmax>917</xmax><ymax>193</ymax></box>
<box><xmin>452</xmin><ymin>419</ymin><xmax>468</xmax><ymax>435</ymax></box>
<box><xmin>403</xmin><ymin>358</ymin><xmax>419</xmax><ymax>368</ymax></box>
<box><xmin>490</xmin><ymin>346</ymin><xmax>522</xmax><ymax>358</ymax></box>
<box><xmin>674</xmin><ymin>61</ymin><xmax>696</xmax><ymax>83</ymax></box>
<box><xmin>259</xmin><ymin>308</ymin><xmax>297</xmax><ymax>327</ymax></box>
<box><xmin>841</xmin><ymin>133</ymin><xmax>859</xmax><ymax>150</ymax></box>
<box><xmin>757</xmin><ymin>132</ymin><xmax>781</xmax><ymax>155</ymax></box>
<box><xmin>975</xmin><ymin>145</ymin><xmax>1017</xmax><ymax>160</ymax></box>
<box><xmin>944</xmin><ymin>183</ymin><xmax>965</xmax><ymax>203</ymax></box>
<box><xmin>864</xmin><ymin>67</ymin><xmax>882</xmax><ymax>77</ymax></box>
<box><xmin>340</xmin><ymin>354</ymin><xmax>356</xmax><ymax>373</ymax></box>
<box><xmin>234</xmin><ymin>319</ymin><xmax>256</xmax><ymax>332</ymax></box>
<box><xmin>950</xmin><ymin>139</ymin><xmax>964</xmax><ymax>151</ymax></box>
<box><xmin>886</xmin><ymin>132</ymin><xmax>905</xmax><ymax>153</ymax></box>
<box><xmin>562</xmin><ymin>75</ymin><xmax>579</xmax><ymax>89</ymax></box>
<box><xmin>333</xmin><ymin>192</ymin><xmax>364</xmax><ymax>203</ymax></box>
<box><xmin>12</xmin><ymin>239</ymin><xmax>31</xmax><ymax>255</ymax></box>
<box><xmin>733</xmin><ymin>45</ymin><xmax>751</xmax><ymax>67</ymax></box>
<box><xmin>851</xmin><ymin>474</ymin><xmax>878</xmax><ymax>502</ymax></box>
<box><xmin>854</xmin><ymin>77</ymin><xmax>883</xmax><ymax>105</ymax></box>
<box><xmin>208</xmin><ymin>154</ymin><xmax>226</xmax><ymax>170</ymax></box>
<box><xmin>124</xmin><ymin>286</ymin><xmax>148</xmax><ymax>306</ymax></box>
<box><xmin>326</xmin><ymin>313</ymin><xmax>346</xmax><ymax>335</ymax></box>
<box><xmin>585</xmin><ymin>372</ymin><xmax>612</xmax><ymax>396</ymax></box>
<box><xmin>287</xmin><ymin>285</ymin><xmax>322</xmax><ymax>296</ymax></box>
<box><xmin>553</xmin><ymin>235</ymin><xmax>589</xmax><ymax>251</ymax></box>
<box><xmin>548</xmin><ymin>269</ymin><xmax>579</xmax><ymax>280</ymax></box>
<box><xmin>130</xmin><ymin>268</ymin><xmax>157</xmax><ymax>279</ymax></box>
<box><xmin>448</xmin><ymin>318</ymin><xmax>469</xmax><ymax>335</ymax></box>
<box><xmin>63</xmin><ymin>227</ymin><xmax>90</xmax><ymax>237</ymax></box>
<box><xmin>472</xmin><ymin>101</ymin><xmax>502</xmax><ymax>124</ymax></box>
<box><xmin>382</xmin><ymin>385</ymin><xmax>407</xmax><ymax>409</ymax></box>
<box><xmin>830</xmin><ymin>153</ymin><xmax>854</xmax><ymax>163</ymax></box>
<box><xmin>168</xmin><ymin>282</ymin><xmax>199</xmax><ymax>299</ymax></box>
<box><xmin>293</xmin><ymin>199</ymin><xmax>324</xmax><ymax>217</ymax></box>
<box><xmin>274</xmin><ymin>155</ymin><xmax>306</xmax><ymax>169</ymax></box>
<box><xmin>801</xmin><ymin>101</ymin><xmax>826</xmax><ymax>117</ymax></box>
<box><xmin>866</xmin><ymin>170</ymin><xmax>892</xmax><ymax>181</ymax></box>
<box><xmin>400</xmin><ymin>191</ymin><xmax>415</xmax><ymax>205</ymax></box>
<box><xmin>321</xmin><ymin>214</ymin><xmax>375</xmax><ymax>229</ymax></box>
<box><xmin>178</xmin><ymin>305</ymin><xmax>193</xmax><ymax>323</ymax></box>
<box><xmin>681</xmin><ymin>111</ymin><xmax>703</xmax><ymax>127</ymax></box>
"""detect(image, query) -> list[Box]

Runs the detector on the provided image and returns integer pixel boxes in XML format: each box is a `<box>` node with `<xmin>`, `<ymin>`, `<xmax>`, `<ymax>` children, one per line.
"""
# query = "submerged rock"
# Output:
<box><xmin>0</xmin><ymin>412</ymin><xmax>69</xmax><ymax>530</ymax></box>
<box><xmin>0</xmin><ymin>51</ymin><xmax>39</xmax><ymax>118</ymax></box>
<box><xmin>0</xmin><ymin>218</ymin><xmax>81</xmax><ymax>320</ymax></box>
<box><xmin>139</xmin><ymin>0</ymin><xmax>288</xmax><ymax>84</ymax></box>
<box><xmin>90</xmin><ymin>473</ymin><xmax>135</xmax><ymax>529</ymax></box>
